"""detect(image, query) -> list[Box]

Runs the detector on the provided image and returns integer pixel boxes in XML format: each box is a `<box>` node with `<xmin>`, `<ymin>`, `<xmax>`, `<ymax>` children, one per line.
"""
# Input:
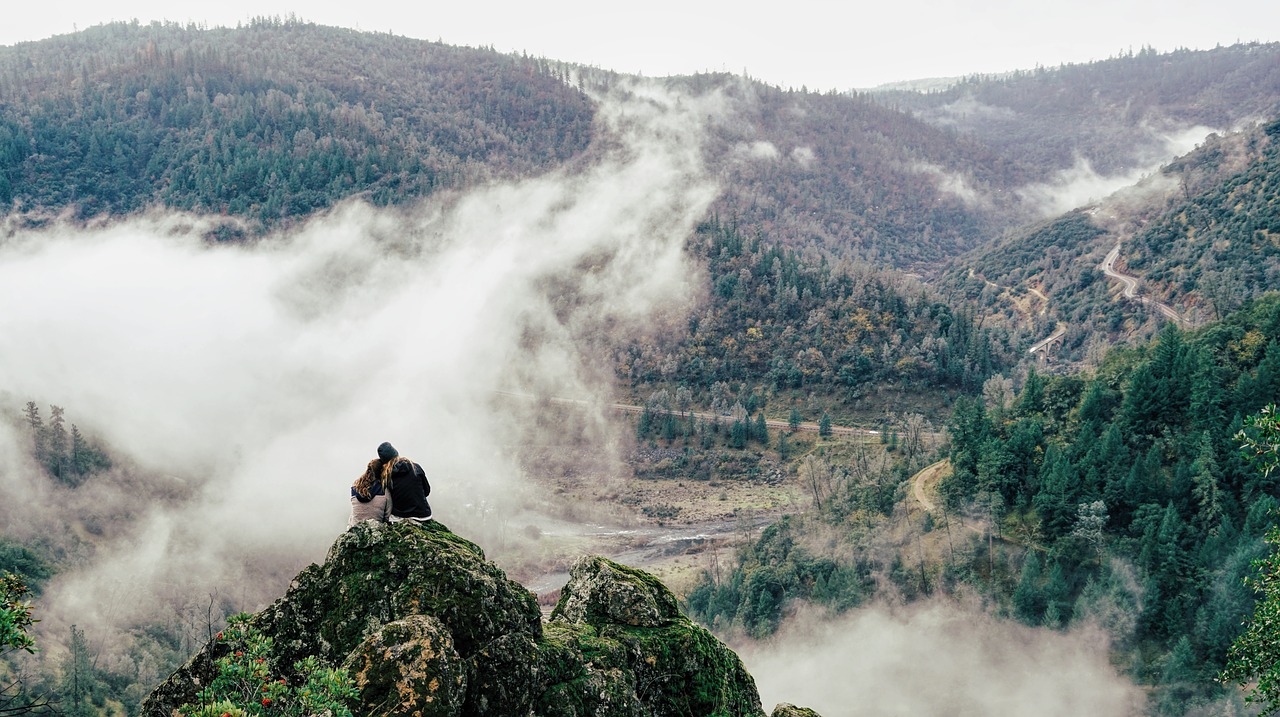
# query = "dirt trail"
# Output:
<box><xmin>911</xmin><ymin>459</ymin><xmax>950</xmax><ymax>514</ymax></box>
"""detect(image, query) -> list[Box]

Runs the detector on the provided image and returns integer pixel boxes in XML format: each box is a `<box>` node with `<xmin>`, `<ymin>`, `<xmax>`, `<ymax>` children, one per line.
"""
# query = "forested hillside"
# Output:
<box><xmin>1129</xmin><ymin>119</ymin><xmax>1280</xmax><ymax>318</ymax></box>
<box><xmin>0</xmin><ymin>18</ymin><xmax>594</xmax><ymax>224</ymax></box>
<box><xmin>619</xmin><ymin>218</ymin><xmax>1021</xmax><ymax>417</ymax></box>
<box><xmin>7</xmin><ymin>24</ymin><xmax>1276</xmax><ymax>272</ymax></box>
<box><xmin>676</xmin><ymin>74</ymin><xmax>1028</xmax><ymax>266</ymax></box>
<box><xmin>947</xmin><ymin>117</ymin><xmax>1280</xmax><ymax>362</ymax></box>
<box><xmin>874</xmin><ymin>43</ymin><xmax>1280</xmax><ymax>180</ymax></box>
<box><xmin>689</xmin><ymin>294</ymin><xmax>1280</xmax><ymax>715</ymax></box>
<box><xmin>0</xmin><ymin>20</ymin><xmax>1020</xmax><ymax>266</ymax></box>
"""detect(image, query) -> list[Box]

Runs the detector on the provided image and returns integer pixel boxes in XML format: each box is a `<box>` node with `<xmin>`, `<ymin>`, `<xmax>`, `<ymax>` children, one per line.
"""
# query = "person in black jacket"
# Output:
<box><xmin>378</xmin><ymin>441</ymin><xmax>432</xmax><ymax>523</ymax></box>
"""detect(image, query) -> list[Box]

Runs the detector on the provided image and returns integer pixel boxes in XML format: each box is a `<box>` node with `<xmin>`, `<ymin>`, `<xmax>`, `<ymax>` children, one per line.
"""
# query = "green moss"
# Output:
<box><xmin>544</xmin><ymin>561</ymin><xmax>765</xmax><ymax>717</ymax></box>
<box><xmin>611</xmin><ymin>620</ymin><xmax>763</xmax><ymax>717</ymax></box>
<box><xmin>533</xmin><ymin>624</ymin><xmax>641</xmax><ymax>717</ymax></box>
<box><xmin>551</xmin><ymin>556</ymin><xmax>681</xmax><ymax>628</ymax></box>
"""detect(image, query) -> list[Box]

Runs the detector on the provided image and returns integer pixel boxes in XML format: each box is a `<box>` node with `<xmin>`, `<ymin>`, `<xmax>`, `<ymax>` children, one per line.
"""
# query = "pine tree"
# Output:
<box><xmin>22</xmin><ymin>402</ymin><xmax>44</xmax><ymax>460</ymax></box>
<box><xmin>1013</xmin><ymin>551</ymin><xmax>1045</xmax><ymax>623</ymax></box>
<box><xmin>1119</xmin><ymin>363</ymin><xmax>1165</xmax><ymax>448</ymax></box>
<box><xmin>1191</xmin><ymin>432</ymin><xmax>1225</xmax><ymax>537</ymax></box>
<box><xmin>1034</xmin><ymin>447</ymin><xmax>1078</xmax><ymax>539</ymax></box>
<box><xmin>1018</xmin><ymin>366</ymin><xmax>1046</xmax><ymax>416</ymax></box>
<box><xmin>22</xmin><ymin>401</ymin><xmax>41</xmax><ymax>434</ymax></box>
<box><xmin>47</xmin><ymin>405</ymin><xmax>68</xmax><ymax>482</ymax></box>
<box><xmin>754</xmin><ymin>412</ymin><xmax>769</xmax><ymax>444</ymax></box>
<box><xmin>818</xmin><ymin>412</ymin><xmax>832</xmax><ymax>437</ymax></box>
<box><xmin>1042</xmin><ymin>560</ymin><xmax>1071</xmax><ymax>628</ymax></box>
<box><xmin>62</xmin><ymin>624</ymin><xmax>96</xmax><ymax>717</ymax></box>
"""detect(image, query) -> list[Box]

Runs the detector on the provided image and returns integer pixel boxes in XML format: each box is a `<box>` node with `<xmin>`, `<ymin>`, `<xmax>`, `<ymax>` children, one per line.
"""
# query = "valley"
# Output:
<box><xmin>1</xmin><ymin>19</ymin><xmax>1279</xmax><ymax>717</ymax></box>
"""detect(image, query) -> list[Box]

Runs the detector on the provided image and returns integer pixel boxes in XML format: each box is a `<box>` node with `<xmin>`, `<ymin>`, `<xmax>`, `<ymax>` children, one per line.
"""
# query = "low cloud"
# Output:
<box><xmin>1018</xmin><ymin>124</ymin><xmax>1219</xmax><ymax>217</ymax></box>
<box><xmin>911</xmin><ymin>161</ymin><xmax>988</xmax><ymax>207</ymax></box>
<box><xmin>741</xmin><ymin>601</ymin><xmax>1144</xmax><ymax>717</ymax></box>
<box><xmin>731</xmin><ymin>140</ymin><xmax>781</xmax><ymax>161</ymax></box>
<box><xmin>0</xmin><ymin>80</ymin><xmax>722</xmax><ymax>656</ymax></box>
<box><xmin>926</xmin><ymin>94</ymin><xmax>1020</xmax><ymax>126</ymax></box>
<box><xmin>791</xmin><ymin>146</ymin><xmax>816</xmax><ymax>168</ymax></box>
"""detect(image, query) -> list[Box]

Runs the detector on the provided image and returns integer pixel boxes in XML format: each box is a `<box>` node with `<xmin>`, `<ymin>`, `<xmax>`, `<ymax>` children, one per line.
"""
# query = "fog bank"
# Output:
<box><xmin>0</xmin><ymin>80</ymin><xmax>723</xmax><ymax>653</ymax></box>
<box><xmin>741</xmin><ymin>601</ymin><xmax>1144</xmax><ymax>717</ymax></box>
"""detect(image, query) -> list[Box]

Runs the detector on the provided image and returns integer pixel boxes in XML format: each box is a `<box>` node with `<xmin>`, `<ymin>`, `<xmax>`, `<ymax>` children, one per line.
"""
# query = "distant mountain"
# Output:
<box><xmin>684</xmin><ymin>74</ymin><xmax>1028</xmax><ymax>266</ymax></box>
<box><xmin>0</xmin><ymin>20</ymin><xmax>1022</xmax><ymax>267</ymax></box>
<box><xmin>7</xmin><ymin>25</ymin><xmax>1277</xmax><ymax>275</ymax></box>
<box><xmin>0</xmin><ymin>19</ymin><xmax>594</xmax><ymax>225</ymax></box>
<box><xmin>872</xmin><ymin>43</ymin><xmax>1280</xmax><ymax>181</ymax></box>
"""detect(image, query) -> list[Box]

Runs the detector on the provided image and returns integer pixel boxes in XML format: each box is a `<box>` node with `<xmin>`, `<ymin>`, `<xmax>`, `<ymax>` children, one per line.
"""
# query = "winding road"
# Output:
<box><xmin>1101</xmin><ymin>244</ymin><xmax>1190</xmax><ymax>326</ymax></box>
<box><xmin>1027</xmin><ymin>243</ymin><xmax>1193</xmax><ymax>355</ymax></box>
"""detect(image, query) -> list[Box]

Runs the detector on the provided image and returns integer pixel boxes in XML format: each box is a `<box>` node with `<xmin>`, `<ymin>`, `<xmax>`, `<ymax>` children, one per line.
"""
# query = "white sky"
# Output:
<box><xmin>2</xmin><ymin>0</ymin><xmax>1278</xmax><ymax>91</ymax></box>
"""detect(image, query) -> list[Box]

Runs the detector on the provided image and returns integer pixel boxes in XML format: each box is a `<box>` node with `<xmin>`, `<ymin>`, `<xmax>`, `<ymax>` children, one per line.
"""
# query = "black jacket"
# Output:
<box><xmin>388</xmin><ymin>459</ymin><xmax>432</xmax><ymax>519</ymax></box>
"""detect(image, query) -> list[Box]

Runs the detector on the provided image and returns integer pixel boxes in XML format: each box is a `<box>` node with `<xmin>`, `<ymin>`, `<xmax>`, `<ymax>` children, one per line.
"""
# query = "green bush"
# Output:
<box><xmin>180</xmin><ymin>614</ymin><xmax>356</xmax><ymax>717</ymax></box>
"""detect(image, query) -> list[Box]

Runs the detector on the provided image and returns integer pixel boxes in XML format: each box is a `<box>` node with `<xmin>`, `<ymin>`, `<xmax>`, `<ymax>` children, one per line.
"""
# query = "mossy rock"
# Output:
<box><xmin>550</xmin><ymin>556</ymin><xmax>681</xmax><ymax>628</ymax></box>
<box><xmin>533</xmin><ymin>624</ymin><xmax>643</xmax><ymax>717</ymax></box>
<box><xmin>342</xmin><ymin>614</ymin><xmax>467</xmax><ymax>717</ymax></box>
<box><xmin>144</xmin><ymin>527</ymin><xmax>774</xmax><ymax>717</ymax></box>
<box><xmin>770</xmin><ymin>705</ymin><xmax>824</xmax><ymax>717</ymax></box>
<box><xmin>142</xmin><ymin>521</ymin><xmax>539</xmax><ymax>716</ymax></box>
<box><xmin>547</xmin><ymin>557</ymin><xmax>765</xmax><ymax>717</ymax></box>
<box><xmin>605</xmin><ymin>622</ymin><xmax>765</xmax><ymax>717</ymax></box>
<box><xmin>261</xmin><ymin>520</ymin><xmax>540</xmax><ymax>668</ymax></box>
<box><xmin>464</xmin><ymin>632</ymin><xmax>540</xmax><ymax>717</ymax></box>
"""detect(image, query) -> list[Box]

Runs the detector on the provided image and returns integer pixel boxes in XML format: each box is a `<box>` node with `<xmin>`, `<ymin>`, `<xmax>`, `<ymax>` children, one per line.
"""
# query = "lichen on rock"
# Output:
<box><xmin>342</xmin><ymin>614</ymin><xmax>466</xmax><ymax>717</ymax></box>
<box><xmin>550</xmin><ymin>556</ymin><xmax>681</xmax><ymax>628</ymax></box>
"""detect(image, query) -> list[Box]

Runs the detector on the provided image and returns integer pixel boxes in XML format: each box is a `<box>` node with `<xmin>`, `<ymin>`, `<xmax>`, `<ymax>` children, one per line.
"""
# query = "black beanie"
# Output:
<box><xmin>377</xmin><ymin>442</ymin><xmax>399</xmax><ymax>461</ymax></box>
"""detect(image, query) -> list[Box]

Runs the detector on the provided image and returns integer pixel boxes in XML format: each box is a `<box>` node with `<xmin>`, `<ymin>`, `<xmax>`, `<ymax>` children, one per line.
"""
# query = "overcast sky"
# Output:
<box><xmin>2</xmin><ymin>0</ymin><xmax>1278</xmax><ymax>89</ymax></box>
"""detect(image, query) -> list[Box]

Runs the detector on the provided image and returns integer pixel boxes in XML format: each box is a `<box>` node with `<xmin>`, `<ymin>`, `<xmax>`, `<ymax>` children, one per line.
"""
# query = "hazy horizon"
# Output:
<box><xmin>2</xmin><ymin>0</ymin><xmax>1278</xmax><ymax>90</ymax></box>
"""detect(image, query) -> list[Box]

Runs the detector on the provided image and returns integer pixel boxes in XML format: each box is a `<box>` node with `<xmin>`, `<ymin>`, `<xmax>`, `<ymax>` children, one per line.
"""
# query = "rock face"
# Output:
<box><xmin>141</xmin><ymin>521</ymin><xmax>788</xmax><ymax>717</ymax></box>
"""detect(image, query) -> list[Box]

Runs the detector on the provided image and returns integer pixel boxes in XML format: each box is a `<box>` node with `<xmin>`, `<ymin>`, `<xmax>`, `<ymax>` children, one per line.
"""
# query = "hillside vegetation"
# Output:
<box><xmin>947</xmin><ymin>117</ymin><xmax>1280</xmax><ymax>363</ymax></box>
<box><xmin>690</xmin><ymin>295</ymin><xmax>1280</xmax><ymax>714</ymax></box>
<box><xmin>875</xmin><ymin>43</ymin><xmax>1280</xmax><ymax>179</ymax></box>
<box><xmin>0</xmin><ymin>18</ymin><xmax>593</xmax><ymax>225</ymax></box>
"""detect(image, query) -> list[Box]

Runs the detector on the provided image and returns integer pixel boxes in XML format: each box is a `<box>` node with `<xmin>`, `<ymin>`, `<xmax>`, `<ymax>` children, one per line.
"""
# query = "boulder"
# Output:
<box><xmin>550</xmin><ymin>555</ymin><xmax>681</xmax><ymax>627</ymax></box>
<box><xmin>545</xmin><ymin>555</ymin><xmax>766</xmax><ymax>717</ymax></box>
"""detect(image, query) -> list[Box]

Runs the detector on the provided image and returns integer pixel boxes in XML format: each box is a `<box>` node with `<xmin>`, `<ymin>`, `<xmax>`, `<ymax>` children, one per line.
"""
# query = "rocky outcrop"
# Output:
<box><xmin>770</xmin><ymin>704</ymin><xmax>824</xmax><ymax>717</ymax></box>
<box><xmin>141</xmin><ymin>520</ymin><xmax>811</xmax><ymax>717</ymax></box>
<box><xmin>541</xmin><ymin>556</ymin><xmax>766</xmax><ymax>717</ymax></box>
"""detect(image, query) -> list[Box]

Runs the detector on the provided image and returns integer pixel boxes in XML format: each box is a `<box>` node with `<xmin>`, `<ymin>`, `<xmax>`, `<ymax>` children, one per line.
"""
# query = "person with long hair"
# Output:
<box><xmin>347</xmin><ymin>447</ymin><xmax>394</xmax><ymax>527</ymax></box>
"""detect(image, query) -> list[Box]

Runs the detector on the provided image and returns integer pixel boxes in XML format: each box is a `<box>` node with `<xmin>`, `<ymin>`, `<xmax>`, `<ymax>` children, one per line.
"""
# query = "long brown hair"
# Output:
<box><xmin>352</xmin><ymin>458</ymin><xmax>396</xmax><ymax>499</ymax></box>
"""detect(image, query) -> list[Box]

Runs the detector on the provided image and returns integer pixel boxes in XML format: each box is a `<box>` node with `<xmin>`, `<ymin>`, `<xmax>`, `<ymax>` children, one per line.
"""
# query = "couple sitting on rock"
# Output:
<box><xmin>347</xmin><ymin>441</ymin><xmax>432</xmax><ymax>527</ymax></box>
